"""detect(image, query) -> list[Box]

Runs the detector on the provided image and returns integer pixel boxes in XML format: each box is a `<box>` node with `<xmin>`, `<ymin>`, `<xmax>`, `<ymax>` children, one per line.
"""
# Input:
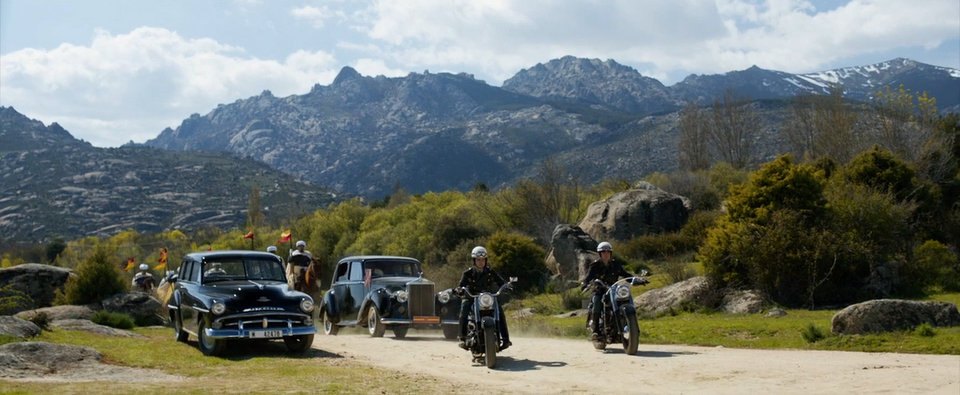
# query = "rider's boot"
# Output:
<box><xmin>458</xmin><ymin>336</ymin><xmax>468</xmax><ymax>350</ymax></box>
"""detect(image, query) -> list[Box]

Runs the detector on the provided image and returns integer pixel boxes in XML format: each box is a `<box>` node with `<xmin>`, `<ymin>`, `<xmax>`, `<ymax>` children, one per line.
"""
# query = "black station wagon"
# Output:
<box><xmin>167</xmin><ymin>250</ymin><xmax>317</xmax><ymax>356</ymax></box>
<box><xmin>319</xmin><ymin>256</ymin><xmax>460</xmax><ymax>338</ymax></box>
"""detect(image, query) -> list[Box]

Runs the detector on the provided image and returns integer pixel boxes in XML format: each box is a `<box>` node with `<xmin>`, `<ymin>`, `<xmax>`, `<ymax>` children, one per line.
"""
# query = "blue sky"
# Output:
<box><xmin>1</xmin><ymin>0</ymin><xmax>958</xmax><ymax>147</ymax></box>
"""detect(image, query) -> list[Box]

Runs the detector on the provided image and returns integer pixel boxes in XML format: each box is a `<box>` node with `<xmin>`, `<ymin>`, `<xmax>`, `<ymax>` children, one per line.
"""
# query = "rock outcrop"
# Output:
<box><xmin>634</xmin><ymin>276</ymin><xmax>717</xmax><ymax>316</ymax></box>
<box><xmin>15</xmin><ymin>305</ymin><xmax>96</xmax><ymax>322</ymax></box>
<box><xmin>831</xmin><ymin>299</ymin><xmax>960</xmax><ymax>334</ymax></box>
<box><xmin>100</xmin><ymin>293</ymin><xmax>163</xmax><ymax>326</ymax></box>
<box><xmin>544</xmin><ymin>225</ymin><xmax>598</xmax><ymax>281</ymax></box>
<box><xmin>0</xmin><ymin>316</ymin><xmax>41</xmax><ymax>339</ymax></box>
<box><xmin>578</xmin><ymin>186</ymin><xmax>689</xmax><ymax>242</ymax></box>
<box><xmin>50</xmin><ymin>319</ymin><xmax>142</xmax><ymax>338</ymax></box>
<box><xmin>720</xmin><ymin>290</ymin><xmax>768</xmax><ymax>314</ymax></box>
<box><xmin>0</xmin><ymin>264</ymin><xmax>72</xmax><ymax>311</ymax></box>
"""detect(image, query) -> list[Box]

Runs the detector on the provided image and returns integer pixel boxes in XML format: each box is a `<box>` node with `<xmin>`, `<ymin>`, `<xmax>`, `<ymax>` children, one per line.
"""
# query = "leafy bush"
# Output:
<box><xmin>91</xmin><ymin>310</ymin><xmax>135</xmax><ymax>329</ymax></box>
<box><xmin>909</xmin><ymin>240</ymin><xmax>960</xmax><ymax>292</ymax></box>
<box><xmin>801</xmin><ymin>323</ymin><xmax>826</xmax><ymax>343</ymax></box>
<box><xmin>488</xmin><ymin>232</ymin><xmax>548</xmax><ymax>294</ymax></box>
<box><xmin>56</xmin><ymin>244</ymin><xmax>128</xmax><ymax>306</ymax></box>
<box><xmin>0</xmin><ymin>284</ymin><xmax>34</xmax><ymax>315</ymax></box>
<box><xmin>561</xmin><ymin>288</ymin><xmax>585</xmax><ymax>311</ymax></box>
<box><xmin>29</xmin><ymin>312</ymin><xmax>50</xmax><ymax>331</ymax></box>
<box><xmin>659</xmin><ymin>259</ymin><xmax>696</xmax><ymax>284</ymax></box>
<box><xmin>914</xmin><ymin>322</ymin><xmax>936</xmax><ymax>337</ymax></box>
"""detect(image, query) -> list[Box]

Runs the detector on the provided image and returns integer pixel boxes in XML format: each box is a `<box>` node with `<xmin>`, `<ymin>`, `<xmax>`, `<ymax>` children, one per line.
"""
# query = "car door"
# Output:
<box><xmin>331</xmin><ymin>261</ymin><xmax>351</xmax><ymax>323</ymax></box>
<box><xmin>178</xmin><ymin>259</ymin><xmax>201</xmax><ymax>334</ymax></box>
<box><xmin>346</xmin><ymin>261</ymin><xmax>367</xmax><ymax>320</ymax></box>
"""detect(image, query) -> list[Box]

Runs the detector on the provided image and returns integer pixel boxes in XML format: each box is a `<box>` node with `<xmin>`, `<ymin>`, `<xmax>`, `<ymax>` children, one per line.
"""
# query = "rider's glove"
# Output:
<box><xmin>632</xmin><ymin>277</ymin><xmax>649</xmax><ymax>285</ymax></box>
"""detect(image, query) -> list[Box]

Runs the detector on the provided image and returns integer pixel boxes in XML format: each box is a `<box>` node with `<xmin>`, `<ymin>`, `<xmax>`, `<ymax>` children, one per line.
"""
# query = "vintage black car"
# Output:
<box><xmin>320</xmin><ymin>256</ymin><xmax>460</xmax><ymax>338</ymax></box>
<box><xmin>167</xmin><ymin>250</ymin><xmax>317</xmax><ymax>356</ymax></box>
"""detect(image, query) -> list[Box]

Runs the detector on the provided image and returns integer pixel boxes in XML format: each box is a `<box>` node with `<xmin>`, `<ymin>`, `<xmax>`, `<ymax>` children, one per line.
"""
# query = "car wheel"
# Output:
<box><xmin>392</xmin><ymin>326</ymin><xmax>408</xmax><ymax>339</ymax></box>
<box><xmin>442</xmin><ymin>324</ymin><xmax>459</xmax><ymax>340</ymax></box>
<box><xmin>172</xmin><ymin>310</ymin><xmax>189</xmax><ymax>343</ymax></box>
<box><xmin>197</xmin><ymin>318</ymin><xmax>226</xmax><ymax>356</ymax></box>
<box><xmin>322</xmin><ymin>310</ymin><xmax>339</xmax><ymax>336</ymax></box>
<box><xmin>284</xmin><ymin>334</ymin><xmax>315</xmax><ymax>353</ymax></box>
<box><xmin>367</xmin><ymin>309</ymin><xmax>385</xmax><ymax>337</ymax></box>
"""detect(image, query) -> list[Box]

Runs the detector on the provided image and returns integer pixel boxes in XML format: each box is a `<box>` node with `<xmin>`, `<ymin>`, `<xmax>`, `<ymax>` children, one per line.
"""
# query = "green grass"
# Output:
<box><xmin>0</xmin><ymin>327</ymin><xmax>464</xmax><ymax>394</ymax></box>
<box><xmin>508</xmin><ymin>292</ymin><xmax>960</xmax><ymax>355</ymax></box>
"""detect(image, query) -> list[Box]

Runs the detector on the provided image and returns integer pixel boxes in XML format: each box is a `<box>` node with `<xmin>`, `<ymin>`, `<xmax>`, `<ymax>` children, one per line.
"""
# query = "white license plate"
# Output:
<box><xmin>250</xmin><ymin>330</ymin><xmax>283</xmax><ymax>338</ymax></box>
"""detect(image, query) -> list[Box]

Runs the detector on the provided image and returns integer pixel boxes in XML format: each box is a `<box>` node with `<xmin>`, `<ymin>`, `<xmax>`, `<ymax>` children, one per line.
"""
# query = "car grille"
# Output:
<box><xmin>217</xmin><ymin>312</ymin><xmax>310</xmax><ymax>330</ymax></box>
<box><xmin>408</xmin><ymin>282</ymin><xmax>435</xmax><ymax>316</ymax></box>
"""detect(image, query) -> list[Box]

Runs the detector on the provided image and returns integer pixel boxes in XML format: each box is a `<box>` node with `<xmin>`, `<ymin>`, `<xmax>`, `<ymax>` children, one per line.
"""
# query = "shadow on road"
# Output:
<box><xmin>182</xmin><ymin>339</ymin><xmax>345</xmax><ymax>360</ymax></box>
<box><xmin>489</xmin><ymin>357</ymin><xmax>568</xmax><ymax>372</ymax></box>
<box><xmin>600</xmin><ymin>348</ymin><xmax>698</xmax><ymax>358</ymax></box>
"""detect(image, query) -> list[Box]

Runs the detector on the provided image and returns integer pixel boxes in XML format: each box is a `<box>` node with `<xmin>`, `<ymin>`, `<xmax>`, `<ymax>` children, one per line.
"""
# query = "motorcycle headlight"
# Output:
<box><xmin>211</xmin><ymin>302</ymin><xmax>226</xmax><ymax>315</ymax></box>
<box><xmin>300</xmin><ymin>298</ymin><xmax>314</xmax><ymax>313</ymax></box>
<box><xmin>395</xmin><ymin>290</ymin><xmax>408</xmax><ymax>303</ymax></box>
<box><xmin>478</xmin><ymin>293</ymin><xmax>495</xmax><ymax>310</ymax></box>
<box><xmin>438</xmin><ymin>290</ymin><xmax>451</xmax><ymax>304</ymax></box>
<box><xmin>615</xmin><ymin>286</ymin><xmax>632</xmax><ymax>300</ymax></box>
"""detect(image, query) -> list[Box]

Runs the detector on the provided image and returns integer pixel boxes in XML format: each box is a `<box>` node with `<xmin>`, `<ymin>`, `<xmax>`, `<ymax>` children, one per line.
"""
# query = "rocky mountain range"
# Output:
<box><xmin>0</xmin><ymin>107</ymin><xmax>336</xmax><ymax>242</ymax></box>
<box><xmin>145</xmin><ymin>56</ymin><xmax>959</xmax><ymax>198</ymax></box>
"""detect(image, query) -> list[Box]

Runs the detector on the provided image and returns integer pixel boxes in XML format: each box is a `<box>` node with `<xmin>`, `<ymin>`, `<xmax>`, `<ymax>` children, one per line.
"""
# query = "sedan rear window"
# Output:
<box><xmin>364</xmin><ymin>260</ymin><xmax>419</xmax><ymax>278</ymax></box>
<box><xmin>202</xmin><ymin>258</ymin><xmax>285</xmax><ymax>283</ymax></box>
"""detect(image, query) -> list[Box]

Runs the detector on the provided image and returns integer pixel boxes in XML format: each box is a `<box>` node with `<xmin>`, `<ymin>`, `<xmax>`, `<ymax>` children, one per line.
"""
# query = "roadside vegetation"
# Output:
<box><xmin>1</xmin><ymin>87</ymin><xmax>958</xmax><ymax>357</ymax></box>
<box><xmin>0</xmin><ymin>327</ymin><xmax>463</xmax><ymax>393</ymax></box>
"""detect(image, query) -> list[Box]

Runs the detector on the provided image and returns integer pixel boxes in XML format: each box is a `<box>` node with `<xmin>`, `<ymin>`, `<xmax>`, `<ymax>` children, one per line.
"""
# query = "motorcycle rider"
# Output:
<box><xmin>457</xmin><ymin>246</ymin><xmax>512</xmax><ymax>351</ymax></box>
<box><xmin>581</xmin><ymin>241</ymin><xmax>636</xmax><ymax>341</ymax></box>
<box><xmin>132</xmin><ymin>263</ymin><xmax>156</xmax><ymax>292</ymax></box>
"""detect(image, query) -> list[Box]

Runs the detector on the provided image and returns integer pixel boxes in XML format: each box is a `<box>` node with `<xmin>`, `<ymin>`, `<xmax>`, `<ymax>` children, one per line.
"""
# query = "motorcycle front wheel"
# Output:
<box><xmin>623</xmin><ymin>315</ymin><xmax>639</xmax><ymax>355</ymax></box>
<box><xmin>483</xmin><ymin>326</ymin><xmax>497</xmax><ymax>369</ymax></box>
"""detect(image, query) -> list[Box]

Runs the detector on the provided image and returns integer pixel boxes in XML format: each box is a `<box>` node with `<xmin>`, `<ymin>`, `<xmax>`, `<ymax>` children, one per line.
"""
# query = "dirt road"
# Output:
<box><xmin>314</xmin><ymin>331</ymin><xmax>960</xmax><ymax>394</ymax></box>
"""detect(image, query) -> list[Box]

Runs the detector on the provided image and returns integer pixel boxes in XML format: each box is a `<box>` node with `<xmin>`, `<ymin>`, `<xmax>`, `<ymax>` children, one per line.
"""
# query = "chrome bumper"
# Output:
<box><xmin>204</xmin><ymin>325</ymin><xmax>316</xmax><ymax>339</ymax></box>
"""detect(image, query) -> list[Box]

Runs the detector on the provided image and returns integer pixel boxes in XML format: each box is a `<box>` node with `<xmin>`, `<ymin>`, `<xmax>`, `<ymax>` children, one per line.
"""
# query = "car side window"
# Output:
<box><xmin>188</xmin><ymin>260</ymin><xmax>201</xmax><ymax>282</ymax></box>
<box><xmin>349</xmin><ymin>261</ymin><xmax>364</xmax><ymax>281</ymax></box>
<box><xmin>180</xmin><ymin>260</ymin><xmax>192</xmax><ymax>282</ymax></box>
<box><xmin>335</xmin><ymin>262</ymin><xmax>349</xmax><ymax>283</ymax></box>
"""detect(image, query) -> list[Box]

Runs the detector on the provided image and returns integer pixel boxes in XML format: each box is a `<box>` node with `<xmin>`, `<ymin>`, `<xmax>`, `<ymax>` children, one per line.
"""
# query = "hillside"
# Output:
<box><xmin>0</xmin><ymin>107</ymin><xmax>336</xmax><ymax>242</ymax></box>
<box><xmin>144</xmin><ymin>57</ymin><xmax>959</xmax><ymax>199</ymax></box>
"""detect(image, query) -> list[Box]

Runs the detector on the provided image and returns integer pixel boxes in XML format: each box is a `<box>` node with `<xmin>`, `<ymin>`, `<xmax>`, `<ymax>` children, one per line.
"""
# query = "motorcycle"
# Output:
<box><xmin>458</xmin><ymin>277</ymin><xmax>517</xmax><ymax>369</ymax></box>
<box><xmin>584</xmin><ymin>271</ymin><xmax>648</xmax><ymax>355</ymax></box>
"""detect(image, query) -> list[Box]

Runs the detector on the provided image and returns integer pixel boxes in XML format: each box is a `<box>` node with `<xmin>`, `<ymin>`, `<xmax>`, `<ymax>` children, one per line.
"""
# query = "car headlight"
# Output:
<box><xmin>437</xmin><ymin>290</ymin><xmax>451</xmax><ymax>304</ymax></box>
<box><xmin>615</xmin><ymin>286</ymin><xmax>632</xmax><ymax>300</ymax></box>
<box><xmin>478</xmin><ymin>293</ymin><xmax>495</xmax><ymax>310</ymax></box>
<box><xmin>300</xmin><ymin>298</ymin><xmax>314</xmax><ymax>313</ymax></box>
<box><xmin>395</xmin><ymin>290</ymin><xmax>408</xmax><ymax>303</ymax></box>
<box><xmin>211</xmin><ymin>302</ymin><xmax>226</xmax><ymax>315</ymax></box>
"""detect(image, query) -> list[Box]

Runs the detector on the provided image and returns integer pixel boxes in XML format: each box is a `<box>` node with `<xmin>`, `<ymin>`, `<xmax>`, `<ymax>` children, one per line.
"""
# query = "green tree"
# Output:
<box><xmin>487</xmin><ymin>232</ymin><xmax>548</xmax><ymax>294</ymax></box>
<box><xmin>57</xmin><ymin>244</ymin><xmax>127</xmax><ymax>305</ymax></box>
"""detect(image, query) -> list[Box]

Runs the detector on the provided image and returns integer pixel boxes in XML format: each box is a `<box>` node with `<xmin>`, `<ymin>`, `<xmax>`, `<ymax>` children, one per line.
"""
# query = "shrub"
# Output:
<box><xmin>561</xmin><ymin>288</ymin><xmax>585</xmax><ymax>311</ymax></box>
<box><xmin>28</xmin><ymin>312</ymin><xmax>50</xmax><ymax>331</ymax></box>
<box><xmin>914</xmin><ymin>322</ymin><xmax>936</xmax><ymax>337</ymax></box>
<box><xmin>801</xmin><ymin>323</ymin><xmax>826</xmax><ymax>343</ymax></box>
<box><xmin>659</xmin><ymin>259</ymin><xmax>696</xmax><ymax>284</ymax></box>
<box><xmin>909</xmin><ymin>240</ymin><xmax>960</xmax><ymax>292</ymax></box>
<box><xmin>0</xmin><ymin>284</ymin><xmax>34</xmax><ymax>315</ymax></box>
<box><xmin>488</xmin><ymin>232</ymin><xmax>548</xmax><ymax>294</ymax></box>
<box><xmin>91</xmin><ymin>310</ymin><xmax>135</xmax><ymax>329</ymax></box>
<box><xmin>56</xmin><ymin>244</ymin><xmax>127</xmax><ymax>306</ymax></box>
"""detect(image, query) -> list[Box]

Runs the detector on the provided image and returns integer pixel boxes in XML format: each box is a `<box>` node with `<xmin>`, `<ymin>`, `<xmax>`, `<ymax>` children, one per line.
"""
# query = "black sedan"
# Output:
<box><xmin>319</xmin><ymin>256</ymin><xmax>460</xmax><ymax>339</ymax></box>
<box><xmin>167</xmin><ymin>250</ymin><xmax>317</xmax><ymax>356</ymax></box>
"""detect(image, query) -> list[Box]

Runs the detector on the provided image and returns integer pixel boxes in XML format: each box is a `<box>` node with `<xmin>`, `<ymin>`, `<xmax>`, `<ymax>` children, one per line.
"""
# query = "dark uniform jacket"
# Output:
<box><xmin>458</xmin><ymin>265</ymin><xmax>506</xmax><ymax>294</ymax></box>
<box><xmin>582</xmin><ymin>258</ymin><xmax>632</xmax><ymax>292</ymax></box>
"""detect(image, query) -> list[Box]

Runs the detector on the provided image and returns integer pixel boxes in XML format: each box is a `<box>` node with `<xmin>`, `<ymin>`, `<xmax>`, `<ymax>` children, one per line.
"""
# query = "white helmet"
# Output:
<box><xmin>266</xmin><ymin>245</ymin><xmax>278</xmax><ymax>253</ymax></box>
<box><xmin>139</xmin><ymin>263</ymin><xmax>149</xmax><ymax>271</ymax></box>
<box><xmin>471</xmin><ymin>246</ymin><xmax>488</xmax><ymax>258</ymax></box>
<box><xmin>597</xmin><ymin>241</ymin><xmax>613</xmax><ymax>252</ymax></box>
<box><xmin>296</xmin><ymin>240</ymin><xmax>306</xmax><ymax>248</ymax></box>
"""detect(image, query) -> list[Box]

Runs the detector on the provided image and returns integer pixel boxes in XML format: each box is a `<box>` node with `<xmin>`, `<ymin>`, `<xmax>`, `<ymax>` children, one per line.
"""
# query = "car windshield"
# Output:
<box><xmin>364</xmin><ymin>260</ymin><xmax>419</xmax><ymax>278</ymax></box>
<box><xmin>202</xmin><ymin>257</ymin><xmax>285</xmax><ymax>283</ymax></box>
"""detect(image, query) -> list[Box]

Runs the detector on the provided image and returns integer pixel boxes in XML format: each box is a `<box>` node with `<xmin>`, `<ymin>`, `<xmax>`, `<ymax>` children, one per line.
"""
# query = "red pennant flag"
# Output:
<box><xmin>278</xmin><ymin>230</ymin><xmax>292</xmax><ymax>243</ymax></box>
<box><xmin>243</xmin><ymin>230</ymin><xmax>255</xmax><ymax>239</ymax></box>
<box><xmin>124</xmin><ymin>257</ymin><xmax>136</xmax><ymax>272</ymax></box>
<box><xmin>155</xmin><ymin>248</ymin><xmax>168</xmax><ymax>271</ymax></box>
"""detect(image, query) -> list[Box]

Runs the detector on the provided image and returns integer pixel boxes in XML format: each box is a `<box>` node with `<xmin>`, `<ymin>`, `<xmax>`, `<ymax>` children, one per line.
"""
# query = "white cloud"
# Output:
<box><xmin>291</xmin><ymin>5</ymin><xmax>333</xmax><ymax>28</ymax></box>
<box><xmin>352</xmin><ymin>58</ymin><xmax>408</xmax><ymax>78</ymax></box>
<box><xmin>0</xmin><ymin>27</ymin><xmax>340</xmax><ymax>147</ymax></box>
<box><xmin>355</xmin><ymin>0</ymin><xmax>959</xmax><ymax>84</ymax></box>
